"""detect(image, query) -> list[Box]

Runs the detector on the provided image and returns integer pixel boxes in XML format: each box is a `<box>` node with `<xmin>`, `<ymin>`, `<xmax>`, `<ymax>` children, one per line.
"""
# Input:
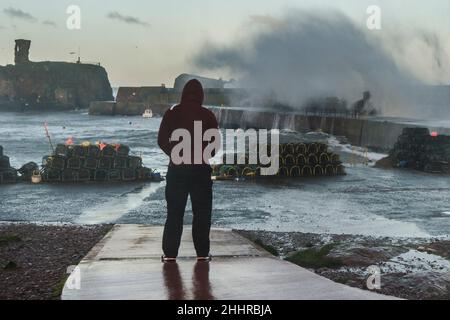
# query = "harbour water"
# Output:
<box><xmin>0</xmin><ymin>111</ymin><xmax>450</xmax><ymax>238</ymax></box>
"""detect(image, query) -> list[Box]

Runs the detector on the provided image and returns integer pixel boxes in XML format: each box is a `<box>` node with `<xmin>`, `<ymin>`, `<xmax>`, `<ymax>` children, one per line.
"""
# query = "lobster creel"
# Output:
<box><xmin>211</xmin><ymin>142</ymin><xmax>346</xmax><ymax>179</ymax></box>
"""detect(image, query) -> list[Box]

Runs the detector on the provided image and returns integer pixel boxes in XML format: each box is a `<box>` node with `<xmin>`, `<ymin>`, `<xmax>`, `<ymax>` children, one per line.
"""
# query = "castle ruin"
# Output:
<box><xmin>14</xmin><ymin>39</ymin><xmax>31</xmax><ymax>64</ymax></box>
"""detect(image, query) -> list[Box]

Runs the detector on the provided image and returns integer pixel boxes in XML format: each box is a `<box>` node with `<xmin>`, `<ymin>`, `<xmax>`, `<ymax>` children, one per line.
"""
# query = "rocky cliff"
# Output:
<box><xmin>0</xmin><ymin>40</ymin><xmax>113</xmax><ymax>111</ymax></box>
<box><xmin>0</xmin><ymin>61</ymin><xmax>113</xmax><ymax>111</ymax></box>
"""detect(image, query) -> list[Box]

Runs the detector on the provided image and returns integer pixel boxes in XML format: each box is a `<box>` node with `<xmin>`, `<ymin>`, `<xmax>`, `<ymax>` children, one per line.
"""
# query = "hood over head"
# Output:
<box><xmin>180</xmin><ymin>79</ymin><xmax>204</xmax><ymax>106</ymax></box>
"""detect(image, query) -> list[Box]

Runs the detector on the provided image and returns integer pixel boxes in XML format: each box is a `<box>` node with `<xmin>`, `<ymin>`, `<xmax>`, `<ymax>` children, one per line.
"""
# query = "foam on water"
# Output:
<box><xmin>381</xmin><ymin>250</ymin><xmax>450</xmax><ymax>274</ymax></box>
<box><xmin>327</xmin><ymin>135</ymin><xmax>387</xmax><ymax>163</ymax></box>
<box><xmin>77</xmin><ymin>183</ymin><xmax>162</xmax><ymax>224</ymax></box>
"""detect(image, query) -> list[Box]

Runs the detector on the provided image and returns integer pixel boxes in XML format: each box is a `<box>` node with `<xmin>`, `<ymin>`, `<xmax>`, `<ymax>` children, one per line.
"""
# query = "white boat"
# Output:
<box><xmin>142</xmin><ymin>109</ymin><xmax>153</xmax><ymax>118</ymax></box>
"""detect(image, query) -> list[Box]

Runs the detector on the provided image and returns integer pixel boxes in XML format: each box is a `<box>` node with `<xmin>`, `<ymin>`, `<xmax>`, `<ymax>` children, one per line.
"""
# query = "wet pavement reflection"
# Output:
<box><xmin>162</xmin><ymin>261</ymin><xmax>215</xmax><ymax>300</ymax></box>
<box><xmin>193</xmin><ymin>261</ymin><xmax>214</xmax><ymax>300</ymax></box>
<box><xmin>163</xmin><ymin>262</ymin><xmax>185</xmax><ymax>300</ymax></box>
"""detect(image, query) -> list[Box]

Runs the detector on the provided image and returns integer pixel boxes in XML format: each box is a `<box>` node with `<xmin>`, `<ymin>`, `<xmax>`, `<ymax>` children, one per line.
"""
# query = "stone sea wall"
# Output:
<box><xmin>210</xmin><ymin>107</ymin><xmax>450</xmax><ymax>150</ymax></box>
<box><xmin>89</xmin><ymin>102</ymin><xmax>450</xmax><ymax>150</ymax></box>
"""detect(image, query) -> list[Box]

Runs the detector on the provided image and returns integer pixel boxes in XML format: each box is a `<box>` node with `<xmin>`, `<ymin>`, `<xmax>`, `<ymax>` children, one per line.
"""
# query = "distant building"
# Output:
<box><xmin>116</xmin><ymin>85</ymin><xmax>169</xmax><ymax>104</ymax></box>
<box><xmin>114</xmin><ymin>83</ymin><xmax>246</xmax><ymax>109</ymax></box>
<box><xmin>174</xmin><ymin>73</ymin><xmax>226</xmax><ymax>91</ymax></box>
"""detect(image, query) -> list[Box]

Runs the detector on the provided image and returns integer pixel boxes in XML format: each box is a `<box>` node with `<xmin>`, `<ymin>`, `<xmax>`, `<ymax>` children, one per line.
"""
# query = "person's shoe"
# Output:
<box><xmin>196</xmin><ymin>254</ymin><xmax>212</xmax><ymax>262</ymax></box>
<box><xmin>161</xmin><ymin>255</ymin><xmax>177</xmax><ymax>263</ymax></box>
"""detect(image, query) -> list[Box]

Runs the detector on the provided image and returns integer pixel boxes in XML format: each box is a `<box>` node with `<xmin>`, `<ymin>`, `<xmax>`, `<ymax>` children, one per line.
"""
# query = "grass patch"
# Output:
<box><xmin>51</xmin><ymin>275</ymin><xmax>69</xmax><ymax>300</ymax></box>
<box><xmin>0</xmin><ymin>234</ymin><xmax>22</xmax><ymax>247</ymax></box>
<box><xmin>254</xmin><ymin>238</ymin><xmax>279</xmax><ymax>256</ymax></box>
<box><xmin>285</xmin><ymin>243</ymin><xmax>343</xmax><ymax>269</ymax></box>
<box><xmin>104</xmin><ymin>224</ymin><xmax>114</xmax><ymax>233</ymax></box>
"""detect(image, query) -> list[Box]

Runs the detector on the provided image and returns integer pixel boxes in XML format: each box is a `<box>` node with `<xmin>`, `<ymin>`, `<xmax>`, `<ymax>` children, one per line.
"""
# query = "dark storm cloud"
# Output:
<box><xmin>107</xmin><ymin>11</ymin><xmax>150</xmax><ymax>27</ymax></box>
<box><xmin>3</xmin><ymin>7</ymin><xmax>37</xmax><ymax>22</ymax></box>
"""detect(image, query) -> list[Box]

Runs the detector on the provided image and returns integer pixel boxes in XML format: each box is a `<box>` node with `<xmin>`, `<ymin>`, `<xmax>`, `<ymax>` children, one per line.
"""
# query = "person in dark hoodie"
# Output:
<box><xmin>158</xmin><ymin>79</ymin><xmax>219</xmax><ymax>262</ymax></box>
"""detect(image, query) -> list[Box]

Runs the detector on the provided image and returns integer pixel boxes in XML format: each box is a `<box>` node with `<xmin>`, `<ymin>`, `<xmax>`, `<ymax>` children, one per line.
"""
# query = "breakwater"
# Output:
<box><xmin>210</xmin><ymin>107</ymin><xmax>450</xmax><ymax>151</ymax></box>
<box><xmin>88</xmin><ymin>100</ymin><xmax>450</xmax><ymax>151</ymax></box>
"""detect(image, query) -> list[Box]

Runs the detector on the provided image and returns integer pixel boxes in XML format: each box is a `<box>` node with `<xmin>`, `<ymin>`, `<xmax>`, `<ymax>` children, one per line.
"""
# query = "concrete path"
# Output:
<box><xmin>62</xmin><ymin>224</ymin><xmax>397</xmax><ymax>300</ymax></box>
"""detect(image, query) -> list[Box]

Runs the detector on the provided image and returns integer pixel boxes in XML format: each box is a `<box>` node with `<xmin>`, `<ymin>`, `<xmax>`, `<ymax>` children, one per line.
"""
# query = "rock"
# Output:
<box><xmin>382</xmin><ymin>272</ymin><xmax>450</xmax><ymax>300</ymax></box>
<box><xmin>374</xmin><ymin>156</ymin><xmax>394</xmax><ymax>169</ymax></box>
<box><xmin>418</xmin><ymin>241</ymin><xmax>450</xmax><ymax>259</ymax></box>
<box><xmin>18</xmin><ymin>162</ymin><xmax>39</xmax><ymax>181</ymax></box>
<box><xmin>330</xmin><ymin>246</ymin><xmax>406</xmax><ymax>267</ymax></box>
<box><xmin>3</xmin><ymin>261</ymin><xmax>18</xmax><ymax>270</ymax></box>
<box><xmin>235</xmin><ymin>229</ymin><xmax>450</xmax><ymax>299</ymax></box>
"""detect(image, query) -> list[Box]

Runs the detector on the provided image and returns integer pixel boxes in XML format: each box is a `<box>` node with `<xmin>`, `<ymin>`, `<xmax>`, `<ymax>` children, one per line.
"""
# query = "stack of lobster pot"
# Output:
<box><xmin>212</xmin><ymin>142</ymin><xmax>346</xmax><ymax>178</ymax></box>
<box><xmin>0</xmin><ymin>146</ymin><xmax>18</xmax><ymax>184</ymax></box>
<box><xmin>41</xmin><ymin>143</ymin><xmax>162</xmax><ymax>183</ymax></box>
<box><xmin>389</xmin><ymin>127</ymin><xmax>450</xmax><ymax>173</ymax></box>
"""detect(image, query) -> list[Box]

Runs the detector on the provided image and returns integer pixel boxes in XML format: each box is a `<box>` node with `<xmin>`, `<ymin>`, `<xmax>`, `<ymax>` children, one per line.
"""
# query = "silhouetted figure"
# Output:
<box><xmin>352</xmin><ymin>91</ymin><xmax>377</xmax><ymax>118</ymax></box>
<box><xmin>158</xmin><ymin>79</ymin><xmax>219</xmax><ymax>260</ymax></box>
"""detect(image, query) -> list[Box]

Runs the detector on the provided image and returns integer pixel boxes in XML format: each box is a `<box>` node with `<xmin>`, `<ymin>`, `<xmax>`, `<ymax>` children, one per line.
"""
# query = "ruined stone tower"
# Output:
<box><xmin>14</xmin><ymin>39</ymin><xmax>31</xmax><ymax>64</ymax></box>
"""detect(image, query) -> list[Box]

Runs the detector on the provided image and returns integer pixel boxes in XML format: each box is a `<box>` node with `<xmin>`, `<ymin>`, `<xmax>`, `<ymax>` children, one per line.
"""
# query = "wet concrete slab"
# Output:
<box><xmin>62</xmin><ymin>225</ymin><xmax>398</xmax><ymax>300</ymax></box>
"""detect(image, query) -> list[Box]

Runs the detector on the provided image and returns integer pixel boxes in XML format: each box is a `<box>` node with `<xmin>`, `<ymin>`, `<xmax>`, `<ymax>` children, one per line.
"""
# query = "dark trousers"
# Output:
<box><xmin>163</xmin><ymin>165</ymin><xmax>212</xmax><ymax>258</ymax></box>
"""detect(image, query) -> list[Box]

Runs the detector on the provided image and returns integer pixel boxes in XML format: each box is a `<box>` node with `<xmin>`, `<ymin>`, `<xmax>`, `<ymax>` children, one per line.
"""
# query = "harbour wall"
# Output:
<box><xmin>89</xmin><ymin>102</ymin><xmax>450</xmax><ymax>150</ymax></box>
<box><xmin>209</xmin><ymin>107</ymin><xmax>450</xmax><ymax>151</ymax></box>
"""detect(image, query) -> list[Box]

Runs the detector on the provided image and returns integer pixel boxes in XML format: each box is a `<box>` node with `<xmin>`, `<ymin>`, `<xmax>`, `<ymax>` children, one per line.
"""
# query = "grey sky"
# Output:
<box><xmin>0</xmin><ymin>0</ymin><xmax>449</xmax><ymax>87</ymax></box>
